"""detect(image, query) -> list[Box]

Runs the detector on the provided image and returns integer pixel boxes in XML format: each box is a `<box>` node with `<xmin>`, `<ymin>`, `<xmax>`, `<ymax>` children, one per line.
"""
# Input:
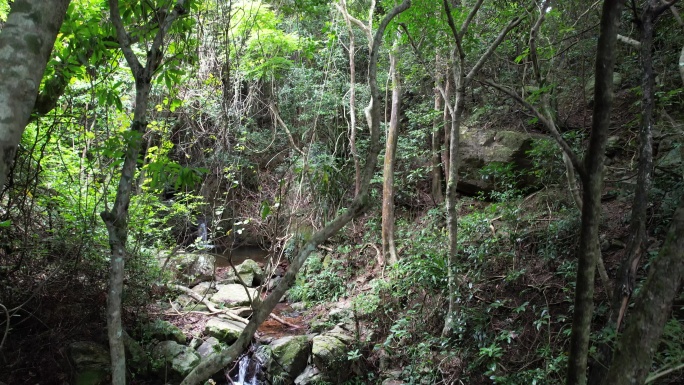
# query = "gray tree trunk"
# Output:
<box><xmin>180</xmin><ymin>2</ymin><xmax>412</xmax><ymax>384</ymax></box>
<box><xmin>382</xmin><ymin>40</ymin><xmax>400</xmax><ymax>265</ymax></box>
<box><xmin>0</xmin><ymin>0</ymin><xmax>71</xmax><ymax>189</ymax></box>
<box><xmin>431</xmin><ymin>56</ymin><xmax>444</xmax><ymax>205</ymax></box>
<box><xmin>565</xmin><ymin>2</ymin><xmax>625</xmax><ymax>385</ymax></box>
<box><xmin>103</xmin><ymin>1</ymin><xmax>188</xmax><ymax>383</ymax></box>
<box><xmin>604</xmin><ymin>196</ymin><xmax>684</xmax><ymax>385</ymax></box>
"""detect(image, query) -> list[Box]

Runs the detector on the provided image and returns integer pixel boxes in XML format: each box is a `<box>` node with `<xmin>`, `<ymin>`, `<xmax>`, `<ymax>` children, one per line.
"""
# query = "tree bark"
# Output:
<box><xmin>0</xmin><ymin>0</ymin><xmax>71</xmax><ymax>189</ymax></box>
<box><xmin>431</xmin><ymin>57</ymin><xmax>445</xmax><ymax>205</ymax></box>
<box><xmin>381</xmin><ymin>39</ymin><xmax>400</xmax><ymax>265</ymax></box>
<box><xmin>103</xmin><ymin>1</ymin><xmax>188</xmax><ymax>383</ymax></box>
<box><xmin>180</xmin><ymin>2</ymin><xmax>412</xmax><ymax>384</ymax></box>
<box><xmin>441</xmin><ymin>0</ymin><xmax>524</xmax><ymax>337</ymax></box>
<box><xmin>604</xmin><ymin>196</ymin><xmax>684</xmax><ymax>385</ymax></box>
<box><xmin>566</xmin><ymin>2</ymin><xmax>624</xmax><ymax>385</ymax></box>
<box><xmin>339</xmin><ymin>0</ymin><xmax>362</xmax><ymax>197</ymax></box>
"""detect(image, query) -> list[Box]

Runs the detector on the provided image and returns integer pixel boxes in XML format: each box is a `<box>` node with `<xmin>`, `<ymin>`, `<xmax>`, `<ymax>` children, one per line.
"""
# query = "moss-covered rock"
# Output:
<box><xmin>257</xmin><ymin>335</ymin><xmax>311</xmax><ymax>384</ymax></box>
<box><xmin>68</xmin><ymin>341</ymin><xmax>110</xmax><ymax>385</ymax></box>
<box><xmin>144</xmin><ymin>319</ymin><xmax>186</xmax><ymax>344</ymax></box>
<box><xmin>151</xmin><ymin>341</ymin><xmax>201</xmax><ymax>380</ymax></box>
<box><xmin>204</xmin><ymin>317</ymin><xmax>246</xmax><ymax>344</ymax></box>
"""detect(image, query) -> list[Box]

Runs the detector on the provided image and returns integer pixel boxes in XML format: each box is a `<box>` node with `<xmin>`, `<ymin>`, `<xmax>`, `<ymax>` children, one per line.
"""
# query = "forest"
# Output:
<box><xmin>0</xmin><ymin>0</ymin><xmax>683</xmax><ymax>384</ymax></box>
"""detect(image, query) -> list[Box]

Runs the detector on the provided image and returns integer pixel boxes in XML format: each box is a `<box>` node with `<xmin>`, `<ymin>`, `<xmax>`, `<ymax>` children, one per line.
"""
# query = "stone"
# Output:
<box><xmin>123</xmin><ymin>331</ymin><xmax>150</xmax><ymax>376</ymax></box>
<box><xmin>204</xmin><ymin>317</ymin><xmax>246</xmax><ymax>344</ymax></box>
<box><xmin>328</xmin><ymin>307</ymin><xmax>354</xmax><ymax>329</ymax></box>
<box><xmin>268</xmin><ymin>336</ymin><xmax>311</xmax><ymax>381</ymax></box>
<box><xmin>311</xmin><ymin>330</ymin><xmax>353</xmax><ymax>383</ymax></box>
<box><xmin>211</xmin><ymin>283</ymin><xmax>258</xmax><ymax>306</ymax></box>
<box><xmin>235</xmin><ymin>259</ymin><xmax>264</xmax><ymax>287</ymax></box>
<box><xmin>165</xmin><ymin>252</ymin><xmax>216</xmax><ymax>285</ymax></box>
<box><xmin>151</xmin><ymin>341</ymin><xmax>201</xmax><ymax>380</ymax></box>
<box><xmin>144</xmin><ymin>319</ymin><xmax>186</xmax><ymax>344</ymax></box>
<box><xmin>191</xmin><ymin>281</ymin><xmax>218</xmax><ymax>296</ymax></box>
<box><xmin>294</xmin><ymin>365</ymin><xmax>322</xmax><ymax>385</ymax></box>
<box><xmin>458</xmin><ymin>128</ymin><xmax>539</xmax><ymax>195</ymax></box>
<box><xmin>196</xmin><ymin>337</ymin><xmax>225</xmax><ymax>358</ymax></box>
<box><xmin>68</xmin><ymin>341</ymin><xmax>110</xmax><ymax>385</ymax></box>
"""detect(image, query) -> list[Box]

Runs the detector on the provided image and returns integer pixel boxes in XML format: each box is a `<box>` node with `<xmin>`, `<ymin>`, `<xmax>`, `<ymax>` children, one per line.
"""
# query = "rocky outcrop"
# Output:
<box><xmin>311</xmin><ymin>326</ymin><xmax>355</xmax><ymax>383</ymax></box>
<box><xmin>164</xmin><ymin>252</ymin><xmax>216</xmax><ymax>285</ymax></box>
<box><xmin>144</xmin><ymin>319</ymin><xmax>186</xmax><ymax>344</ymax></box>
<box><xmin>204</xmin><ymin>317</ymin><xmax>247</xmax><ymax>344</ymax></box>
<box><xmin>211</xmin><ymin>283</ymin><xmax>258</xmax><ymax>306</ymax></box>
<box><xmin>257</xmin><ymin>336</ymin><xmax>311</xmax><ymax>384</ymax></box>
<box><xmin>151</xmin><ymin>340</ymin><xmax>201</xmax><ymax>380</ymax></box>
<box><xmin>458</xmin><ymin>128</ymin><xmax>539</xmax><ymax>195</ymax></box>
<box><xmin>68</xmin><ymin>341</ymin><xmax>110</xmax><ymax>385</ymax></box>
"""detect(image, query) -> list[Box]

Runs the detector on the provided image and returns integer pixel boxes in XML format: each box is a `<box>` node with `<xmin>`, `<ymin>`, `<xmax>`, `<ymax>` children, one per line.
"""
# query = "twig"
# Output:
<box><xmin>169</xmin><ymin>284</ymin><xmax>249</xmax><ymax>324</ymax></box>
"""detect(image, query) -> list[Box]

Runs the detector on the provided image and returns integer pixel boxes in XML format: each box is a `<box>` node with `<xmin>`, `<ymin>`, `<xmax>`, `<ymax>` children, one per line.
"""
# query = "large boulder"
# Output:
<box><xmin>204</xmin><ymin>317</ymin><xmax>247</xmax><ymax>344</ymax></box>
<box><xmin>211</xmin><ymin>283</ymin><xmax>258</xmax><ymax>306</ymax></box>
<box><xmin>196</xmin><ymin>336</ymin><xmax>226</xmax><ymax>358</ymax></box>
<box><xmin>151</xmin><ymin>341</ymin><xmax>201</xmax><ymax>380</ymax></box>
<box><xmin>164</xmin><ymin>252</ymin><xmax>215</xmax><ymax>285</ymax></box>
<box><xmin>294</xmin><ymin>365</ymin><xmax>323</xmax><ymax>385</ymax></box>
<box><xmin>459</xmin><ymin>128</ymin><xmax>538</xmax><ymax>195</ymax></box>
<box><xmin>234</xmin><ymin>259</ymin><xmax>264</xmax><ymax>287</ymax></box>
<box><xmin>311</xmin><ymin>326</ymin><xmax>355</xmax><ymax>383</ymax></box>
<box><xmin>68</xmin><ymin>341</ymin><xmax>110</xmax><ymax>385</ymax></box>
<box><xmin>144</xmin><ymin>319</ymin><xmax>186</xmax><ymax>344</ymax></box>
<box><xmin>257</xmin><ymin>336</ymin><xmax>311</xmax><ymax>384</ymax></box>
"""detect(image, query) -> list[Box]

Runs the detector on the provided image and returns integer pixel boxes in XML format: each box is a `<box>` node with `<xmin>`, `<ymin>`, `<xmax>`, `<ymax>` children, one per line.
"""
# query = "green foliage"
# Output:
<box><xmin>479</xmin><ymin>162</ymin><xmax>523</xmax><ymax>201</ymax></box>
<box><xmin>288</xmin><ymin>256</ymin><xmax>347</xmax><ymax>304</ymax></box>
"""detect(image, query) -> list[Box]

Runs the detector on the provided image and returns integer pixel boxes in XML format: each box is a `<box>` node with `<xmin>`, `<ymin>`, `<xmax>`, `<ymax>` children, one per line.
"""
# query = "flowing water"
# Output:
<box><xmin>232</xmin><ymin>354</ymin><xmax>260</xmax><ymax>385</ymax></box>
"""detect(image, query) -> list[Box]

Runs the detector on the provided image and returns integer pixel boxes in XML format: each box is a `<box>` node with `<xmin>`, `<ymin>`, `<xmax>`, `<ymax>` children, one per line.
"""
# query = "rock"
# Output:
<box><xmin>196</xmin><ymin>337</ymin><xmax>224</xmax><ymax>358</ymax></box>
<box><xmin>235</xmin><ymin>259</ymin><xmax>264</xmax><ymax>287</ymax></box>
<box><xmin>189</xmin><ymin>337</ymin><xmax>203</xmax><ymax>350</ymax></box>
<box><xmin>68</xmin><ymin>341</ymin><xmax>110</xmax><ymax>385</ymax></box>
<box><xmin>458</xmin><ymin>128</ymin><xmax>538</xmax><ymax>195</ymax></box>
<box><xmin>211</xmin><ymin>283</ymin><xmax>258</xmax><ymax>306</ymax></box>
<box><xmin>191</xmin><ymin>281</ymin><xmax>218</xmax><ymax>296</ymax></box>
<box><xmin>144</xmin><ymin>319</ymin><xmax>186</xmax><ymax>344</ymax></box>
<box><xmin>205</xmin><ymin>317</ymin><xmax>246</xmax><ymax>344</ymax></box>
<box><xmin>123</xmin><ymin>331</ymin><xmax>150</xmax><ymax>376</ymax></box>
<box><xmin>165</xmin><ymin>252</ymin><xmax>216</xmax><ymax>285</ymax></box>
<box><xmin>328</xmin><ymin>307</ymin><xmax>354</xmax><ymax>329</ymax></box>
<box><xmin>311</xmin><ymin>328</ymin><xmax>354</xmax><ymax>383</ymax></box>
<box><xmin>294</xmin><ymin>365</ymin><xmax>322</xmax><ymax>385</ymax></box>
<box><xmin>151</xmin><ymin>341</ymin><xmax>201</xmax><ymax>380</ymax></box>
<box><xmin>258</xmin><ymin>336</ymin><xmax>311</xmax><ymax>383</ymax></box>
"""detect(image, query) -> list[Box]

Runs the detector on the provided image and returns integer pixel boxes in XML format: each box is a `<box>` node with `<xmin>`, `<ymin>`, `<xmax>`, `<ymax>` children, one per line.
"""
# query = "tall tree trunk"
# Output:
<box><xmin>440</xmin><ymin>0</ymin><xmax>524</xmax><ymax>337</ymax></box>
<box><xmin>0</xmin><ymin>0</ymin><xmax>71</xmax><ymax>189</ymax></box>
<box><xmin>441</xmin><ymin>72</ymin><xmax>451</xmax><ymax>183</ymax></box>
<box><xmin>431</xmin><ymin>55</ymin><xmax>445</xmax><ymax>205</ymax></box>
<box><xmin>382</xmin><ymin>40</ymin><xmax>400</xmax><ymax>265</ymax></box>
<box><xmin>604</xmin><ymin>196</ymin><xmax>684</xmax><ymax>385</ymax></box>
<box><xmin>339</xmin><ymin>0</ymin><xmax>362</xmax><ymax>197</ymax></box>
<box><xmin>180</xmin><ymin>2</ymin><xmax>412</xmax><ymax>384</ymax></box>
<box><xmin>566</xmin><ymin>2</ymin><xmax>624</xmax><ymax>385</ymax></box>
<box><xmin>104</xmin><ymin>1</ymin><xmax>188</xmax><ymax>383</ymax></box>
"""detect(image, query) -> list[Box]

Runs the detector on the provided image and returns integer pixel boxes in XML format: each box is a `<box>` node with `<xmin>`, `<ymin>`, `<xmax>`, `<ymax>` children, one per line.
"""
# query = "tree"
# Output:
<box><xmin>0</xmin><ymin>0</ymin><xmax>71</xmax><ymax>189</ymax></box>
<box><xmin>180</xmin><ymin>2</ymin><xmax>412</xmax><ymax>383</ymax></box>
<box><xmin>103</xmin><ymin>0</ymin><xmax>190</xmax><ymax>382</ymax></box>
<box><xmin>440</xmin><ymin>0</ymin><xmax>525</xmax><ymax>337</ymax></box>
<box><xmin>604</xmin><ymin>195</ymin><xmax>684</xmax><ymax>385</ymax></box>
<box><xmin>381</xmin><ymin>37</ymin><xmax>401</xmax><ymax>265</ymax></box>
<box><xmin>565</xmin><ymin>2</ymin><xmax>625</xmax><ymax>385</ymax></box>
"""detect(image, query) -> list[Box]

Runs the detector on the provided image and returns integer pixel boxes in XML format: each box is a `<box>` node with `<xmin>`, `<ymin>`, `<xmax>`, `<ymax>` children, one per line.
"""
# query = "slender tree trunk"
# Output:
<box><xmin>340</xmin><ymin>0</ymin><xmax>361</xmax><ymax>197</ymax></box>
<box><xmin>431</xmin><ymin>56</ymin><xmax>445</xmax><ymax>205</ymax></box>
<box><xmin>382</xmin><ymin>40</ymin><xmax>400</xmax><ymax>265</ymax></box>
<box><xmin>0</xmin><ymin>0</ymin><xmax>71</xmax><ymax>189</ymax></box>
<box><xmin>566</xmin><ymin>2</ymin><xmax>624</xmax><ymax>385</ymax></box>
<box><xmin>180</xmin><ymin>2</ymin><xmax>412</xmax><ymax>383</ymax></box>
<box><xmin>604</xmin><ymin>196</ymin><xmax>684</xmax><ymax>385</ymax></box>
<box><xmin>441</xmin><ymin>73</ymin><xmax>451</xmax><ymax>183</ymax></box>
<box><xmin>104</xmin><ymin>1</ymin><xmax>188</xmax><ymax>382</ymax></box>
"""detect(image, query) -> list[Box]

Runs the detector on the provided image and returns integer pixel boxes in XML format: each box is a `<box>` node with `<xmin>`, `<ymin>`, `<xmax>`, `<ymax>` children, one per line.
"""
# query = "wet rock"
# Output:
<box><xmin>144</xmin><ymin>319</ymin><xmax>186</xmax><ymax>344</ymax></box>
<box><xmin>204</xmin><ymin>317</ymin><xmax>246</xmax><ymax>344</ymax></box>
<box><xmin>294</xmin><ymin>365</ymin><xmax>322</xmax><ymax>385</ymax></box>
<box><xmin>257</xmin><ymin>335</ymin><xmax>311</xmax><ymax>384</ymax></box>
<box><xmin>151</xmin><ymin>341</ymin><xmax>201</xmax><ymax>380</ymax></box>
<box><xmin>68</xmin><ymin>341</ymin><xmax>110</xmax><ymax>385</ymax></box>
<box><xmin>211</xmin><ymin>284</ymin><xmax>258</xmax><ymax>306</ymax></box>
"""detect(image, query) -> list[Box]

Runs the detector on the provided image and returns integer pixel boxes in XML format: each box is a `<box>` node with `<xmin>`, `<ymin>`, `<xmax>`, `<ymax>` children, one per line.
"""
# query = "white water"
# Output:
<box><xmin>233</xmin><ymin>355</ymin><xmax>259</xmax><ymax>385</ymax></box>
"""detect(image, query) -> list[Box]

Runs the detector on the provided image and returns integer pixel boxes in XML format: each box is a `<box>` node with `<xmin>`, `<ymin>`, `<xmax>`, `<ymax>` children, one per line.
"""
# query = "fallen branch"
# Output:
<box><xmin>169</xmin><ymin>284</ymin><xmax>249</xmax><ymax>324</ymax></box>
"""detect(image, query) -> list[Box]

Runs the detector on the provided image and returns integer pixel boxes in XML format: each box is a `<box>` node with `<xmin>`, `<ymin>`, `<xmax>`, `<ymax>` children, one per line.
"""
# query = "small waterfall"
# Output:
<box><xmin>233</xmin><ymin>354</ymin><xmax>260</xmax><ymax>385</ymax></box>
